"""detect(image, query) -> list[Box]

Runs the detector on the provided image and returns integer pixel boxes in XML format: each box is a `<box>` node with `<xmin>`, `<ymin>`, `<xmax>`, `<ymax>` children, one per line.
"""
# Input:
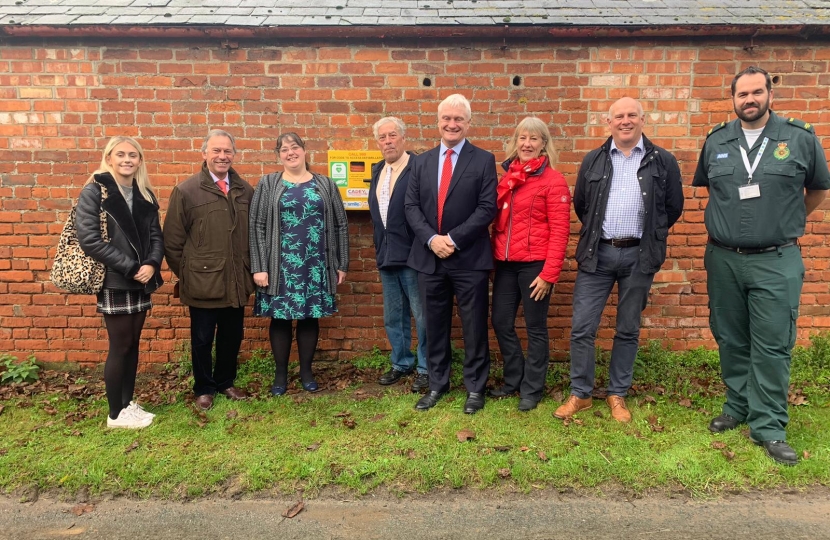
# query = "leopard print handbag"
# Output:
<box><xmin>50</xmin><ymin>183</ymin><xmax>109</xmax><ymax>295</ymax></box>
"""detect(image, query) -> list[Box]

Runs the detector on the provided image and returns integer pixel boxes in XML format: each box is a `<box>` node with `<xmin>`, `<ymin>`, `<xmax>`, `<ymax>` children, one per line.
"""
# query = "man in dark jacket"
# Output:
<box><xmin>555</xmin><ymin>97</ymin><xmax>684</xmax><ymax>423</ymax></box>
<box><xmin>368</xmin><ymin>117</ymin><xmax>428</xmax><ymax>393</ymax></box>
<box><xmin>164</xmin><ymin>130</ymin><xmax>255</xmax><ymax>410</ymax></box>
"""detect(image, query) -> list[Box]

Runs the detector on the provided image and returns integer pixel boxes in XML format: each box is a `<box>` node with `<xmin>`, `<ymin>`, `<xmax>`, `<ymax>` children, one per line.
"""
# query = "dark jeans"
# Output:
<box><xmin>491</xmin><ymin>260</ymin><xmax>550</xmax><ymax>401</ymax></box>
<box><xmin>569</xmin><ymin>243</ymin><xmax>654</xmax><ymax>398</ymax></box>
<box><xmin>189</xmin><ymin>306</ymin><xmax>245</xmax><ymax>396</ymax></box>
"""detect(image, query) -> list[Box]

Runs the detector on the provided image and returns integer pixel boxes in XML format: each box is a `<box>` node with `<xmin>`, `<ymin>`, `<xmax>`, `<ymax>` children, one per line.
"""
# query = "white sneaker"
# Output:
<box><xmin>107</xmin><ymin>406</ymin><xmax>153</xmax><ymax>429</ymax></box>
<box><xmin>127</xmin><ymin>401</ymin><xmax>155</xmax><ymax>420</ymax></box>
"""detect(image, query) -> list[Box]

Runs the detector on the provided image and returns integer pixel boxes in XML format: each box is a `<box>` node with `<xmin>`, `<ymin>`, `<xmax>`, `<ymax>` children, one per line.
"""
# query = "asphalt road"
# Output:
<box><xmin>1</xmin><ymin>490</ymin><xmax>829</xmax><ymax>540</ymax></box>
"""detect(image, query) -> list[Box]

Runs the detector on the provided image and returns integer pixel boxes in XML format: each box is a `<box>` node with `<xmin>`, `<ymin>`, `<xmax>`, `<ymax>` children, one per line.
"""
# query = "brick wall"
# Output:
<box><xmin>1</xmin><ymin>36</ymin><xmax>829</xmax><ymax>367</ymax></box>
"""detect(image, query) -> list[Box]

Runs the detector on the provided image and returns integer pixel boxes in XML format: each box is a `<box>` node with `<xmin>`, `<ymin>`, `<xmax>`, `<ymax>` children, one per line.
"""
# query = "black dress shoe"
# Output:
<box><xmin>415</xmin><ymin>390</ymin><xmax>445</xmax><ymax>411</ymax></box>
<box><xmin>378</xmin><ymin>367</ymin><xmax>412</xmax><ymax>385</ymax></box>
<box><xmin>463</xmin><ymin>392</ymin><xmax>485</xmax><ymax>414</ymax></box>
<box><xmin>709</xmin><ymin>413</ymin><xmax>740</xmax><ymax>433</ymax></box>
<box><xmin>488</xmin><ymin>386</ymin><xmax>518</xmax><ymax>398</ymax></box>
<box><xmin>411</xmin><ymin>373</ymin><xmax>429</xmax><ymax>393</ymax></box>
<box><xmin>518</xmin><ymin>398</ymin><xmax>538</xmax><ymax>412</ymax></box>
<box><xmin>751</xmin><ymin>438</ymin><xmax>798</xmax><ymax>466</ymax></box>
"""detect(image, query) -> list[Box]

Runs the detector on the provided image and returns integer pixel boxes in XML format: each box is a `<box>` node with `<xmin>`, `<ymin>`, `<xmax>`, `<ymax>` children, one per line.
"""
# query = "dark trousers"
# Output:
<box><xmin>419</xmin><ymin>264</ymin><xmax>490</xmax><ymax>394</ymax></box>
<box><xmin>569</xmin><ymin>243</ymin><xmax>655</xmax><ymax>398</ymax></box>
<box><xmin>491</xmin><ymin>260</ymin><xmax>550</xmax><ymax>401</ymax></box>
<box><xmin>189</xmin><ymin>306</ymin><xmax>245</xmax><ymax>396</ymax></box>
<box><xmin>705</xmin><ymin>243</ymin><xmax>803</xmax><ymax>442</ymax></box>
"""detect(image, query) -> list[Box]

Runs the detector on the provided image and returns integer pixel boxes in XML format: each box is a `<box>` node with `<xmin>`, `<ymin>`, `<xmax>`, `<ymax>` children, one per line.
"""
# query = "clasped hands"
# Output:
<box><xmin>253</xmin><ymin>270</ymin><xmax>347</xmax><ymax>288</ymax></box>
<box><xmin>133</xmin><ymin>264</ymin><xmax>155</xmax><ymax>285</ymax></box>
<box><xmin>429</xmin><ymin>235</ymin><xmax>456</xmax><ymax>259</ymax></box>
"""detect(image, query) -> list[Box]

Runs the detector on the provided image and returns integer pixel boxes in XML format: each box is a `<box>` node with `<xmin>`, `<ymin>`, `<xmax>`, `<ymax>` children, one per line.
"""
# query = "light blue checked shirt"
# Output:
<box><xmin>602</xmin><ymin>137</ymin><xmax>645</xmax><ymax>240</ymax></box>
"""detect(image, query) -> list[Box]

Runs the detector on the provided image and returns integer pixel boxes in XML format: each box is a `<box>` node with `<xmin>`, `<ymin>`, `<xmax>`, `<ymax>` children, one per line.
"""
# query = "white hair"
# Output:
<box><xmin>372</xmin><ymin>116</ymin><xmax>406</xmax><ymax>139</ymax></box>
<box><xmin>438</xmin><ymin>94</ymin><xmax>472</xmax><ymax>120</ymax></box>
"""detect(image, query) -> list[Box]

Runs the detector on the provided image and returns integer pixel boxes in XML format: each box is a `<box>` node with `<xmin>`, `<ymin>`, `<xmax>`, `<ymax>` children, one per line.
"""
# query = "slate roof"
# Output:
<box><xmin>0</xmin><ymin>0</ymin><xmax>829</xmax><ymax>28</ymax></box>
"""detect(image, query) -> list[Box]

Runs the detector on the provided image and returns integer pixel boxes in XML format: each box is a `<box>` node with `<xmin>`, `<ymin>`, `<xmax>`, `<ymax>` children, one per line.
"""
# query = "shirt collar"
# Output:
<box><xmin>610</xmin><ymin>136</ymin><xmax>644</xmax><ymax>155</ymax></box>
<box><xmin>440</xmin><ymin>139</ymin><xmax>466</xmax><ymax>157</ymax></box>
<box><xmin>208</xmin><ymin>169</ymin><xmax>229</xmax><ymax>184</ymax></box>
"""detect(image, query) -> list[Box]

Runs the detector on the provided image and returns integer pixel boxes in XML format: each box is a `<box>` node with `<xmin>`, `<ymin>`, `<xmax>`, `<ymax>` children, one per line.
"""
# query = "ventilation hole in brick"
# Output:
<box><xmin>423</xmin><ymin>77</ymin><xmax>432</xmax><ymax>87</ymax></box>
<box><xmin>512</xmin><ymin>76</ymin><xmax>522</xmax><ymax>86</ymax></box>
<box><xmin>772</xmin><ymin>75</ymin><xmax>781</xmax><ymax>85</ymax></box>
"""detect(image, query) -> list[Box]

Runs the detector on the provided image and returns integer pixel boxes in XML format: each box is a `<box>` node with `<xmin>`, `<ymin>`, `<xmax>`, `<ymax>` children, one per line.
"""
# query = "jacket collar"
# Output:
<box><xmin>372</xmin><ymin>150</ymin><xmax>415</xmax><ymax>177</ymax></box>
<box><xmin>200</xmin><ymin>162</ymin><xmax>243</xmax><ymax>192</ymax></box>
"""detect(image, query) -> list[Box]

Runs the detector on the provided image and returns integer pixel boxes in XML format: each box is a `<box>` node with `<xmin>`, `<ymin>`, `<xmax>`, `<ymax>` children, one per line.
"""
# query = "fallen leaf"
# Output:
<box><xmin>647</xmin><ymin>415</ymin><xmax>664</xmax><ymax>432</ymax></box>
<box><xmin>679</xmin><ymin>398</ymin><xmax>692</xmax><ymax>408</ymax></box>
<box><xmin>369</xmin><ymin>414</ymin><xmax>386</xmax><ymax>422</ymax></box>
<box><xmin>498</xmin><ymin>468</ymin><xmax>511</xmax><ymax>478</ymax></box>
<box><xmin>407</xmin><ymin>449</ymin><xmax>416</xmax><ymax>459</ymax></box>
<box><xmin>721</xmin><ymin>449</ymin><xmax>735</xmax><ymax>460</ymax></box>
<box><xmin>788</xmin><ymin>393</ymin><xmax>809</xmax><ymax>406</ymax></box>
<box><xmin>385</xmin><ymin>429</ymin><xmax>397</xmax><ymax>436</ymax></box>
<box><xmin>306</xmin><ymin>442</ymin><xmax>321</xmax><ymax>451</ymax></box>
<box><xmin>803</xmin><ymin>450</ymin><xmax>811</xmax><ymax>460</ymax></box>
<box><xmin>519</xmin><ymin>446</ymin><xmax>530</xmax><ymax>452</ymax></box>
<box><xmin>226</xmin><ymin>410</ymin><xmax>238</xmax><ymax>420</ymax></box>
<box><xmin>124</xmin><ymin>441</ymin><xmax>139</xmax><ymax>454</ymax></box>
<box><xmin>537</xmin><ymin>451</ymin><xmax>548</xmax><ymax>462</ymax></box>
<box><xmin>309</xmin><ymin>420</ymin><xmax>317</xmax><ymax>427</ymax></box>
<box><xmin>397</xmin><ymin>421</ymin><xmax>409</xmax><ymax>428</ymax></box>
<box><xmin>282</xmin><ymin>501</ymin><xmax>304</xmax><ymax>518</ymax></box>
<box><xmin>550</xmin><ymin>389</ymin><xmax>564</xmax><ymax>402</ymax></box>
<box><xmin>644</xmin><ymin>395</ymin><xmax>657</xmax><ymax>404</ymax></box>
<box><xmin>571</xmin><ymin>440</ymin><xmax>580</xmax><ymax>447</ymax></box>
<box><xmin>711</xmin><ymin>441</ymin><xmax>727</xmax><ymax>450</ymax></box>
<box><xmin>44</xmin><ymin>406</ymin><xmax>58</xmax><ymax>415</ymax></box>
<box><xmin>456</xmin><ymin>429</ymin><xmax>476</xmax><ymax>442</ymax></box>
<box><xmin>573</xmin><ymin>418</ymin><xmax>584</xmax><ymax>426</ymax></box>
<box><xmin>334</xmin><ymin>411</ymin><xmax>351</xmax><ymax>418</ymax></box>
<box><xmin>342</xmin><ymin>418</ymin><xmax>356</xmax><ymax>429</ymax></box>
<box><xmin>70</xmin><ymin>504</ymin><xmax>95</xmax><ymax>516</ymax></box>
<box><xmin>593</xmin><ymin>410</ymin><xmax>604</xmax><ymax>418</ymax></box>
<box><xmin>654</xmin><ymin>386</ymin><xmax>666</xmax><ymax>395</ymax></box>
<box><xmin>493</xmin><ymin>445</ymin><xmax>510</xmax><ymax>452</ymax></box>
<box><xmin>562</xmin><ymin>417</ymin><xmax>572</xmax><ymax>427</ymax></box>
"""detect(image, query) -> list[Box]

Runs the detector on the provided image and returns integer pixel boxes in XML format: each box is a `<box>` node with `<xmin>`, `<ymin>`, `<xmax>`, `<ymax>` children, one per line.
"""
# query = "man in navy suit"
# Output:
<box><xmin>404</xmin><ymin>94</ymin><xmax>498</xmax><ymax>414</ymax></box>
<box><xmin>368</xmin><ymin>116</ymin><xmax>429</xmax><ymax>394</ymax></box>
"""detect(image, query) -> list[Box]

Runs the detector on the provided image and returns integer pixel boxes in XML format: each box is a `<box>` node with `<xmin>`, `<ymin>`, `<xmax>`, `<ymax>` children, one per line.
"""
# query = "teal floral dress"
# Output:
<box><xmin>254</xmin><ymin>179</ymin><xmax>336</xmax><ymax>319</ymax></box>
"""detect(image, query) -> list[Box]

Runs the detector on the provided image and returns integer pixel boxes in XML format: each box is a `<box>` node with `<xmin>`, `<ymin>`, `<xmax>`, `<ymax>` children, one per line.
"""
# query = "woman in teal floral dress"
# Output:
<box><xmin>249</xmin><ymin>133</ymin><xmax>349</xmax><ymax>395</ymax></box>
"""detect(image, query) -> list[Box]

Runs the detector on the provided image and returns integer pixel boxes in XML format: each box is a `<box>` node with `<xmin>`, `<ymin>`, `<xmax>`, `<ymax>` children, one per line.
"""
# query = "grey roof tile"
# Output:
<box><xmin>225</xmin><ymin>14</ymin><xmax>266</xmax><ymax>25</ymax></box>
<box><xmin>111</xmin><ymin>14</ymin><xmax>155</xmax><ymax>23</ymax></box>
<box><xmin>262</xmin><ymin>15</ymin><xmax>304</xmax><ymax>24</ymax></box>
<box><xmin>69</xmin><ymin>14</ymin><xmax>118</xmax><ymax>23</ymax></box>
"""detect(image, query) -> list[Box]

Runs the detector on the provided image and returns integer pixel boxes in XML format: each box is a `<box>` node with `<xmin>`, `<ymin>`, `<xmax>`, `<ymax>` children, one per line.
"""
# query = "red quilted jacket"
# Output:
<box><xmin>491</xmin><ymin>162</ymin><xmax>572</xmax><ymax>283</ymax></box>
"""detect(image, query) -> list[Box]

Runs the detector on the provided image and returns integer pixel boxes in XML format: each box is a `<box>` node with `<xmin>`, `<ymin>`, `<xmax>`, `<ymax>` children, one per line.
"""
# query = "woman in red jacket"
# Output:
<box><xmin>490</xmin><ymin>117</ymin><xmax>571</xmax><ymax>411</ymax></box>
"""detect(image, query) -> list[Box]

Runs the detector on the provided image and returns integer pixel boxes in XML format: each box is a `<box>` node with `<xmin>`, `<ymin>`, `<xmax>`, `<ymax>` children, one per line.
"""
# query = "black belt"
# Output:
<box><xmin>599</xmin><ymin>237</ymin><xmax>640</xmax><ymax>248</ymax></box>
<box><xmin>708</xmin><ymin>237</ymin><xmax>797</xmax><ymax>254</ymax></box>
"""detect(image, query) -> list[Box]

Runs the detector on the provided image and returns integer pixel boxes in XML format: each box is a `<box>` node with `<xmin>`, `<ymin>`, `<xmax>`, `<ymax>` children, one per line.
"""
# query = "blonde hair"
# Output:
<box><xmin>504</xmin><ymin>117</ymin><xmax>557</xmax><ymax>163</ymax></box>
<box><xmin>89</xmin><ymin>136</ymin><xmax>154</xmax><ymax>202</ymax></box>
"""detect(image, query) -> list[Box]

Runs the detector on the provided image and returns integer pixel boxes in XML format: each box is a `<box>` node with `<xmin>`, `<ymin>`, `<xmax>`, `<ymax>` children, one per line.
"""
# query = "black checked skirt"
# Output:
<box><xmin>96</xmin><ymin>288</ymin><xmax>152</xmax><ymax>315</ymax></box>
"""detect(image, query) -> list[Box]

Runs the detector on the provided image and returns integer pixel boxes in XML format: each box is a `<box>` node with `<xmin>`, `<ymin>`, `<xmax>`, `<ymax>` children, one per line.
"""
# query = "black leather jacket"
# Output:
<box><xmin>76</xmin><ymin>172</ymin><xmax>164</xmax><ymax>293</ymax></box>
<box><xmin>573</xmin><ymin>135</ymin><xmax>684</xmax><ymax>274</ymax></box>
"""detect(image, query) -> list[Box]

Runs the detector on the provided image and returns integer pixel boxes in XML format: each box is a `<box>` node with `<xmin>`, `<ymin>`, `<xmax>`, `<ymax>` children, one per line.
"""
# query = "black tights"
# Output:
<box><xmin>103</xmin><ymin>311</ymin><xmax>147</xmax><ymax>419</ymax></box>
<box><xmin>269</xmin><ymin>318</ymin><xmax>319</xmax><ymax>387</ymax></box>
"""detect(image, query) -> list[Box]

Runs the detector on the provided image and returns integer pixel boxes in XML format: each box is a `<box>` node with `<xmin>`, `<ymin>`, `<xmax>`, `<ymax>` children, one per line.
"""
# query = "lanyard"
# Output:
<box><xmin>739</xmin><ymin>137</ymin><xmax>768</xmax><ymax>183</ymax></box>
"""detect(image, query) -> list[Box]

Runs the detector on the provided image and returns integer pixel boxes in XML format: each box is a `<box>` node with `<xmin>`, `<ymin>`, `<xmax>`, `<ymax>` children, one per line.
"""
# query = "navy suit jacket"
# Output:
<box><xmin>404</xmin><ymin>140</ymin><xmax>497</xmax><ymax>274</ymax></box>
<box><xmin>367</xmin><ymin>152</ymin><xmax>416</xmax><ymax>268</ymax></box>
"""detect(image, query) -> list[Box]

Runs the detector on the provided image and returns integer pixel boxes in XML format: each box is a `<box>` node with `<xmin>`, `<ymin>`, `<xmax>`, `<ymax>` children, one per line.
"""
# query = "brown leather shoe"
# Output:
<box><xmin>606</xmin><ymin>395</ymin><xmax>632</xmax><ymax>423</ymax></box>
<box><xmin>220</xmin><ymin>387</ymin><xmax>247</xmax><ymax>400</ymax></box>
<box><xmin>195</xmin><ymin>394</ymin><xmax>214</xmax><ymax>411</ymax></box>
<box><xmin>553</xmin><ymin>395</ymin><xmax>592</xmax><ymax>419</ymax></box>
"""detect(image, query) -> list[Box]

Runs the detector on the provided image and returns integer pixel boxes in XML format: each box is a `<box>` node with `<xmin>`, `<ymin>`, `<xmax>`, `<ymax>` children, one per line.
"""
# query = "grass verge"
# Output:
<box><xmin>0</xmin><ymin>337</ymin><xmax>829</xmax><ymax>500</ymax></box>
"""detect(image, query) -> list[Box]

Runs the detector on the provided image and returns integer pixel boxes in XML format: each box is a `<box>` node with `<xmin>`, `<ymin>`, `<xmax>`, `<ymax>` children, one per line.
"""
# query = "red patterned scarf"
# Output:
<box><xmin>495</xmin><ymin>156</ymin><xmax>547</xmax><ymax>231</ymax></box>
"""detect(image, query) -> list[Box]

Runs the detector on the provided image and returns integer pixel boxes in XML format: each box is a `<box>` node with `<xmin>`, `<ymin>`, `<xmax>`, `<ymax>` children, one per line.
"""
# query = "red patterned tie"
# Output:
<box><xmin>217</xmin><ymin>178</ymin><xmax>229</xmax><ymax>195</ymax></box>
<box><xmin>437</xmin><ymin>148</ymin><xmax>454</xmax><ymax>233</ymax></box>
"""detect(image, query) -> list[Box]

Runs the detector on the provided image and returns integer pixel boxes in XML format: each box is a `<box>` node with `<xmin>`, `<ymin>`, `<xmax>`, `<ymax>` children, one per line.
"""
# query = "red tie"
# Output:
<box><xmin>217</xmin><ymin>178</ymin><xmax>229</xmax><ymax>195</ymax></box>
<box><xmin>437</xmin><ymin>148</ymin><xmax>454</xmax><ymax>233</ymax></box>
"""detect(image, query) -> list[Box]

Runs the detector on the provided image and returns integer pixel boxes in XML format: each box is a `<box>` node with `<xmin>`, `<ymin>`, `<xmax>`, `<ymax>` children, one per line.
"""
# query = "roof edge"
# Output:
<box><xmin>1</xmin><ymin>24</ymin><xmax>828</xmax><ymax>41</ymax></box>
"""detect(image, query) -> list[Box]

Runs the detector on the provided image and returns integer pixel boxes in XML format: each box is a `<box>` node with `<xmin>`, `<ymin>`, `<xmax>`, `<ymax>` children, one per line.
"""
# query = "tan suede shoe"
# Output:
<box><xmin>553</xmin><ymin>395</ymin><xmax>592</xmax><ymax>419</ymax></box>
<box><xmin>606</xmin><ymin>395</ymin><xmax>631</xmax><ymax>423</ymax></box>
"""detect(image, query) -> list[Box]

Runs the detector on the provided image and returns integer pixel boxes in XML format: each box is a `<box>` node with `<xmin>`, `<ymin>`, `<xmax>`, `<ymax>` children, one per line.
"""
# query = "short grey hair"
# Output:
<box><xmin>201</xmin><ymin>129</ymin><xmax>237</xmax><ymax>153</ymax></box>
<box><xmin>372</xmin><ymin>116</ymin><xmax>406</xmax><ymax>140</ymax></box>
<box><xmin>438</xmin><ymin>94</ymin><xmax>472</xmax><ymax>121</ymax></box>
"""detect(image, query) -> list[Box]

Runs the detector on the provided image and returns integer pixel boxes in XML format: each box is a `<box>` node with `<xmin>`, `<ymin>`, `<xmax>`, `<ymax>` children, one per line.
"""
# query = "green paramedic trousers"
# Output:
<box><xmin>704</xmin><ymin>243</ymin><xmax>804</xmax><ymax>442</ymax></box>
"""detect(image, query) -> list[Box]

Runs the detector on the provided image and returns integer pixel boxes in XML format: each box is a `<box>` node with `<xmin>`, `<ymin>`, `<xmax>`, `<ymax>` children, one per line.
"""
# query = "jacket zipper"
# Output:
<box><xmin>505</xmin><ymin>191</ymin><xmax>515</xmax><ymax>260</ymax></box>
<box><xmin>105</xmin><ymin>210</ymin><xmax>141</xmax><ymax>261</ymax></box>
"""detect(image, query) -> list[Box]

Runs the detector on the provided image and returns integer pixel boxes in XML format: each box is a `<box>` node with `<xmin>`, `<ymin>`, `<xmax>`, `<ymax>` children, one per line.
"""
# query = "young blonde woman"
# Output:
<box><xmin>76</xmin><ymin>136</ymin><xmax>164</xmax><ymax>428</ymax></box>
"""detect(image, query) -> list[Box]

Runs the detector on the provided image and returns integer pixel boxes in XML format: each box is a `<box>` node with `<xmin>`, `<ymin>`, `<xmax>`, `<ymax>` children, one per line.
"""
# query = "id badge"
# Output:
<box><xmin>739</xmin><ymin>183</ymin><xmax>761</xmax><ymax>200</ymax></box>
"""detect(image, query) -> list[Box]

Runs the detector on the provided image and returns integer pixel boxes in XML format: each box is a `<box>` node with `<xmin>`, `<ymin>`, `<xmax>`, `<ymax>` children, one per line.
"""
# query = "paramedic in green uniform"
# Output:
<box><xmin>693</xmin><ymin>66</ymin><xmax>830</xmax><ymax>466</ymax></box>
